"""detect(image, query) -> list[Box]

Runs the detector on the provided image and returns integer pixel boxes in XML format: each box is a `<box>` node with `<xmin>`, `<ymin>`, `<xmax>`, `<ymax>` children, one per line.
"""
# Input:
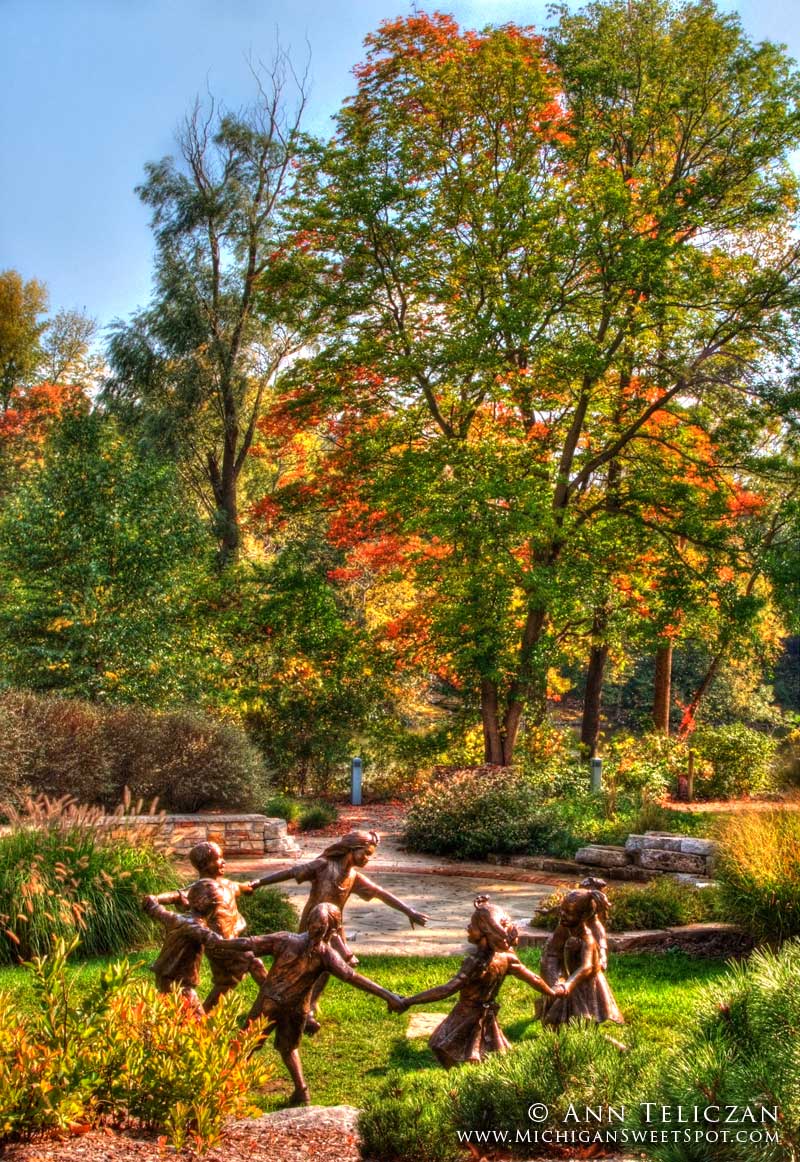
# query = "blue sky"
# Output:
<box><xmin>1</xmin><ymin>0</ymin><xmax>797</xmax><ymax>336</ymax></box>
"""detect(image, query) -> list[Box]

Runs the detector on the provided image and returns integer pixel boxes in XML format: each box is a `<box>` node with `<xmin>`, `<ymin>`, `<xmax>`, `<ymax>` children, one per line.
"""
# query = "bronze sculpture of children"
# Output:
<box><xmin>255</xmin><ymin>829</ymin><xmax>429</xmax><ymax>1030</ymax></box>
<box><xmin>153</xmin><ymin>841</ymin><xmax>269</xmax><ymax>1011</ymax></box>
<box><xmin>397</xmin><ymin>895</ymin><xmax>554</xmax><ymax>1068</ymax></box>
<box><xmin>143</xmin><ymin>880</ymin><xmax>254</xmax><ymax>1018</ymax></box>
<box><xmin>215</xmin><ymin>901</ymin><xmax>404</xmax><ymax>1105</ymax></box>
<box><xmin>537</xmin><ymin>884</ymin><xmax>623</xmax><ymax>1028</ymax></box>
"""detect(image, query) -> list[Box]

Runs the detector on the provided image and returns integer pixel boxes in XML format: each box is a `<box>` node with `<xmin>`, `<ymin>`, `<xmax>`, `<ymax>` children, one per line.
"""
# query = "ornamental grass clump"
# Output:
<box><xmin>0</xmin><ymin>795</ymin><xmax>176</xmax><ymax>963</ymax></box>
<box><xmin>715</xmin><ymin>809</ymin><xmax>800</xmax><ymax>944</ymax></box>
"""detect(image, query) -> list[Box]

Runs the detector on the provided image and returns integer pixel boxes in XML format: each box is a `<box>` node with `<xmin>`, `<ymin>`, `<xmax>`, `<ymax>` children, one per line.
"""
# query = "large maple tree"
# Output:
<box><xmin>260</xmin><ymin>2</ymin><xmax>800</xmax><ymax>764</ymax></box>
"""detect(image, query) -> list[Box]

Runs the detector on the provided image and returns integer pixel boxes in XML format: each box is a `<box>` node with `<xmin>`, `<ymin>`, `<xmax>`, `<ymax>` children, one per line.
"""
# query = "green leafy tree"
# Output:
<box><xmin>0</xmin><ymin>269</ymin><xmax>48</xmax><ymax>404</ymax></box>
<box><xmin>211</xmin><ymin>543</ymin><xmax>390</xmax><ymax>794</ymax></box>
<box><xmin>0</xmin><ymin>411</ymin><xmax>213</xmax><ymax>705</ymax></box>
<box><xmin>105</xmin><ymin>56</ymin><xmax>312</xmax><ymax>564</ymax></box>
<box><xmin>267</xmin><ymin>3</ymin><xmax>800</xmax><ymax>764</ymax></box>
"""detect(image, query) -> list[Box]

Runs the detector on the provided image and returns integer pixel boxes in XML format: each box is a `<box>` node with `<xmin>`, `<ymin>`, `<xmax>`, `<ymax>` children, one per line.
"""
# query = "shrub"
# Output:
<box><xmin>103</xmin><ymin>705</ymin><xmax>270</xmax><ymax>811</ymax></box>
<box><xmin>715</xmin><ymin>810</ymin><xmax>800</xmax><ymax>944</ymax></box>
<box><xmin>534</xmin><ymin>879</ymin><xmax>721</xmax><ymax>932</ymax></box>
<box><xmin>237</xmin><ymin>885</ymin><xmax>298</xmax><ymax>934</ymax></box>
<box><xmin>298</xmin><ymin>800</ymin><xmax>339</xmax><ymax>831</ymax></box>
<box><xmin>262</xmin><ymin>792</ymin><xmax>303</xmax><ymax>823</ymax></box>
<box><xmin>0</xmin><ymin>690</ymin><xmax>112</xmax><ymax>807</ymax></box>
<box><xmin>689</xmin><ymin>722</ymin><xmax>779</xmax><ymax>799</ymax></box>
<box><xmin>0</xmin><ymin>691</ymin><xmax>271</xmax><ymax>812</ymax></box>
<box><xmin>0</xmin><ymin>938</ymin><xmax>271</xmax><ymax>1150</ymax></box>
<box><xmin>404</xmin><ymin>767</ymin><xmax>553</xmax><ymax>859</ymax></box>
<box><xmin>455</xmin><ymin>1026</ymin><xmax>655</xmax><ymax>1153</ymax></box>
<box><xmin>641</xmin><ymin>941</ymin><xmax>800</xmax><ymax>1160</ymax></box>
<box><xmin>361</xmin><ymin>1026</ymin><xmax>656</xmax><ymax>1160</ymax></box>
<box><xmin>0</xmin><ymin>796</ymin><xmax>177</xmax><ymax>964</ymax></box>
<box><xmin>359</xmin><ymin>1069</ymin><xmax>462</xmax><ymax>1162</ymax></box>
<box><xmin>775</xmin><ymin>728</ymin><xmax>800</xmax><ymax>788</ymax></box>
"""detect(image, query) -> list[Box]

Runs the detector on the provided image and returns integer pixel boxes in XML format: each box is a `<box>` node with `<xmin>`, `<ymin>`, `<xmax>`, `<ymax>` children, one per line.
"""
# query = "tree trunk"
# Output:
<box><xmin>216</xmin><ymin>414</ymin><xmax>241</xmax><ymax>566</ymax></box>
<box><xmin>653</xmin><ymin>642</ymin><xmax>673</xmax><ymax>734</ymax></box>
<box><xmin>500</xmin><ymin>606</ymin><xmax>548</xmax><ymax>764</ymax></box>
<box><xmin>480</xmin><ymin>679</ymin><xmax>506</xmax><ymax>765</ymax></box>
<box><xmin>582</xmin><ymin>641</ymin><xmax>609</xmax><ymax>758</ymax></box>
<box><xmin>217</xmin><ymin>473</ymin><xmax>240</xmax><ymax>565</ymax></box>
<box><xmin>678</xmin><ymin>654</ymin><xmax>721</xmax><ymax>739</ymax></box>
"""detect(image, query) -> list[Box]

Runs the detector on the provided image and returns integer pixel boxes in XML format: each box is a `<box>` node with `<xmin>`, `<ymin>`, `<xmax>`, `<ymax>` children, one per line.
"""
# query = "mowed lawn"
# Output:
<box><xmin>0</xmin><ymin>947</ymin><xmax>731</xmax><ymax>1112</ymax></box>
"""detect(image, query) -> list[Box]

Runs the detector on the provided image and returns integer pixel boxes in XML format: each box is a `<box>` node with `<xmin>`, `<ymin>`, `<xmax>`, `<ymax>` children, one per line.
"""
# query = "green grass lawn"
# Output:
<box><xmin>0</xmin><ymin>947</ymin><xmax>732</xmax><ymax>1111</ymax></box>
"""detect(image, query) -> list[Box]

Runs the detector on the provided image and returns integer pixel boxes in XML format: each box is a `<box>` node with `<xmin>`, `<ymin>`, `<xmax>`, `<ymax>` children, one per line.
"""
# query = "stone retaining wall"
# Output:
<box><xmin>574</xmin><ymin>832</ymin><xmax>717</xmax><ymax>879</ymax></box>
<box><xmin>490</xmin><ymin>832</ymin><xmax>717</xmax><ymax>882</ymax></box>
<box><xmin>106</xmin><ymin>814</ymin><xmax>301</xmax><ymax>858</ymax></box>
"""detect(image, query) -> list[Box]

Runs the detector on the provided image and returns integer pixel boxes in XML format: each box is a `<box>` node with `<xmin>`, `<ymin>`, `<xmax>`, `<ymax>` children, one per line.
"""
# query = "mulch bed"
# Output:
<box><xmin>292</xmin><ymin>801</ymin><xmax>409</xmax><ymax>839</ymax></box>
<box><xmin>1</xmin><ymin>1107</ymin><xmax>362</xmax><ymax>1162</ymax></box>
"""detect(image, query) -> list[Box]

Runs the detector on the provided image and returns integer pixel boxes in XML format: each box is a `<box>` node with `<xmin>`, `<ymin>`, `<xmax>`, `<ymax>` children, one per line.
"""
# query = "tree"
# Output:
<box><xmin>0</xmin><ymin>411</ymin><xmax>213</xmax><ymax>705</ymax></box>
<box><xmin>0</xmin><ymin>270</ymin><xmax>48</xmax><ymax>406</ymax></box>
<box><xmin>40</xmin><ymin>308</ymin><xmax>103</xmax><ymax>389</ymax></box>
<box><xmin>266</xmin><ymin>3</ymin><xmax>800</xmax><ymax>764</ymax></box>
<box><xmin>105</xmin><ymin>55</ymin><xmax>311</xmax><ymax>564</ymax></box>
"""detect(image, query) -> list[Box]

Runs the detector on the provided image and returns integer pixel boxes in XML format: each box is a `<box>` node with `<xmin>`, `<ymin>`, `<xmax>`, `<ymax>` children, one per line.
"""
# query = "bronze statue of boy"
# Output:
<box><xmin>153</xmin><ymin>840</ymin><xmax>269</xmax><ymax>1011</ymax></box>
<box><xmin>216</xmin><ymin>901</ymin><xmax>404</xmax><ymax>1105</ymax></box>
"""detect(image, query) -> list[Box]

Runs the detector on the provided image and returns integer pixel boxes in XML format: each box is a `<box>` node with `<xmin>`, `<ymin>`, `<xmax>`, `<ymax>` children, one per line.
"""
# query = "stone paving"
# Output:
<box><xmin>222</xmin><ymin>819</ymin><xmax>572</xmax><ymax>955</ymax></box>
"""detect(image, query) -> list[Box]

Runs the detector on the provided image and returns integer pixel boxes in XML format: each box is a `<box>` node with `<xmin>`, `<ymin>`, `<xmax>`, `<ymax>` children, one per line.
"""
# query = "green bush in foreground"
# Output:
<box><xmin>360</xmin><ymin>1025</ymin><xmax>656</xmax><ymax>1160</ymax></box>
<box><xmin>641</xmin><ymin>940</ymin><xmax>800</xmax><ymax>1161</ymax></box>
<box><xmin>0</xmin><ymin>797</ymin><xmax>176</xmax><ymax>963</ymax></box>
<box><xmin>237</xmin><ymin>885</ymin><xmax>298</xmax><ymax>934</ymax></box>
<box><xmin>0</xmin><ymin>938</ymin><xmax>270</xmax><ymax>1151</ymax></box>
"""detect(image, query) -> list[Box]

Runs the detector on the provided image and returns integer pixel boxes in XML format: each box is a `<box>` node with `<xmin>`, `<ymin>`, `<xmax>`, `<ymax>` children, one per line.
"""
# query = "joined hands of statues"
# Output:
<box><xmin>387</xmin><ymin>993</ymin><xmax>408</xmax><ymax>1013</ymax></box>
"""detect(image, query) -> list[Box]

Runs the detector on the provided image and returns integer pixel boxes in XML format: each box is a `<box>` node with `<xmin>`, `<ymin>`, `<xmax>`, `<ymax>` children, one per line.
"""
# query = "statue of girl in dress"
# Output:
<box><xmin>398</xmin><ymin>895</ymin><xmax>554</xmax><ymax>1067</ymax></box>
<box><xmin>537</xmin><ymin>883</ymin><xmax>623</xmax><ymax>1028</ymax></box>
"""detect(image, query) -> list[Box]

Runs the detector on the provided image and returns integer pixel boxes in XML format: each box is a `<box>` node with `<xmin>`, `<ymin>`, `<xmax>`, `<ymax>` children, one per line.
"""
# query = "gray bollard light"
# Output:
<box><xmin>351</xmin><ymin>756</ymin><xmax>363</xmax><ymax>806</ymax></box>
<box><xmin>590</xmin><ymin>757</ymin><xmax>603</xmax><ymax>793</ymax></box>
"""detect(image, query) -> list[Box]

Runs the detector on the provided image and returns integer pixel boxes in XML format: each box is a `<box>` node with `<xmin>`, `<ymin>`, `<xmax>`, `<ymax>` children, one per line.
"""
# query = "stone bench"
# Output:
<box><xmin>105</xmin><ymin>813</ymin><xmax>301</xmax><ymax>858</ymax></box>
